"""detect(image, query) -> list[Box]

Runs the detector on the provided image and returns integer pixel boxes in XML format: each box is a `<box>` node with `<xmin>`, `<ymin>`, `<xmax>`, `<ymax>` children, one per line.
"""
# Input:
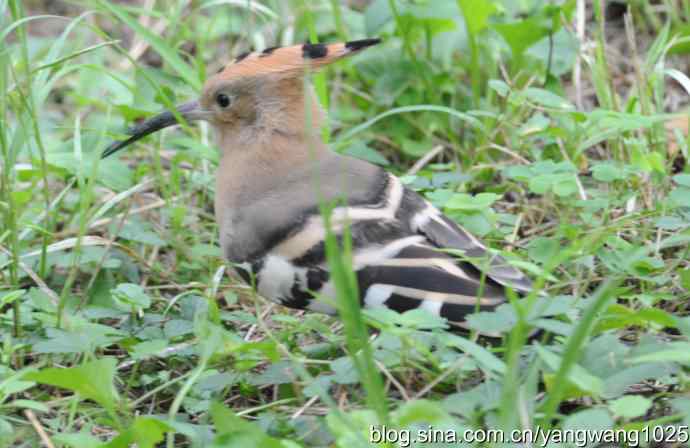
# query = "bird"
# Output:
<box><xmin>103</xmin><ymin>38</ymin><xmax>532</xmax><ymax>332</ymax></box>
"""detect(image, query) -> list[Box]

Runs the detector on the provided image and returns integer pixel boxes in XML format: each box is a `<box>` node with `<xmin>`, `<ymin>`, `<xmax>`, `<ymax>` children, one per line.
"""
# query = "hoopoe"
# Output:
<box><xmin>103</xmin><ymin>39</ymin><xmax>532</xmax><ymax>330</ymax></box>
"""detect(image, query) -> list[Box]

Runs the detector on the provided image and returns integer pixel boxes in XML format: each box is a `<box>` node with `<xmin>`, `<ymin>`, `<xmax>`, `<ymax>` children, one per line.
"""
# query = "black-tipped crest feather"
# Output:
<box><xmin>302</xmin><ymin>43</ymin><xmax>328</xmax><ymax>59</ymax></box>
<box><xmin>345</xmin><ymin>38</ymin><xmax>381</xmax><ymax>51</ymax></box>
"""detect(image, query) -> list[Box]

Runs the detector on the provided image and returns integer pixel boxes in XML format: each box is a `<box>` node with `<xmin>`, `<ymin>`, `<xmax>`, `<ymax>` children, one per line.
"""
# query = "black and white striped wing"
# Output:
<box><xmin>235</xmin><ymin>171</ymin><xmax>532</xmax><ymax>326</ymax></box>
<box><xmin>354</xmin><ymin>184</ymin><xmax>532</xmax><ymax>324</ymax></box>
<box><xmin>410</xmin><ymin>193</ymin><xmax>533</xmax><ymax>293</ymax></box>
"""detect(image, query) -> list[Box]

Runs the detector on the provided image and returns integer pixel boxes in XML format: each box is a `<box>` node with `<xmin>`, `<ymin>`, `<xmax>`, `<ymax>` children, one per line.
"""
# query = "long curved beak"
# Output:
<box><xmin>102</xmin><ymin>100</ymin><xmax>208</xmax><ymax>158</ymax></box>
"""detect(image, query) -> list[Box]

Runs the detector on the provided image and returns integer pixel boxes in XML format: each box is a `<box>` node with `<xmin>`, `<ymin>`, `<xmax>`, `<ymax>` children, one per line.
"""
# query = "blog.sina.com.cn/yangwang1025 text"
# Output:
<box><xmin>369</xmin><ymin>424</ymin><xmax>690</xmax><ymax>447</ymax></box>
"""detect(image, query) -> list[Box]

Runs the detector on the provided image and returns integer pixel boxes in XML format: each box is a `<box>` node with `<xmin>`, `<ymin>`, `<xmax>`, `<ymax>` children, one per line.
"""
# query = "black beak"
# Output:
<box><xmin>102</xmin><ymin>100</ymin><xmax>207</xmax><ymax>158</ymax></box>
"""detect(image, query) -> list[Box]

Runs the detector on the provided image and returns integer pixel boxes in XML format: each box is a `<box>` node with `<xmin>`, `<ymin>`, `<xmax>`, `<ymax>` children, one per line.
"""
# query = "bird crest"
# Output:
<box><xmin>215</xmin><ymin>38</ymin><xmax>381</xmax><ymax>80</ymax></box>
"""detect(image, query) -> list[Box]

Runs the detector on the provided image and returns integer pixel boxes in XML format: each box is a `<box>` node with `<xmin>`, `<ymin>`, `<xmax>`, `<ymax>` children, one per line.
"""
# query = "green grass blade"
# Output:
<box><xmin>539</xmin><ymin>278</ymin><xmax>622</xmax><ymax>426</ymax></box>
<box><xmin>336</xmin><ymin>105</ymin><xmax>485</xmax><ymax>142</ymax></box>
<box><xmin>97</xmin><ymin>0</ymin><xmax>202</xmax><ymax>91</ymax></box>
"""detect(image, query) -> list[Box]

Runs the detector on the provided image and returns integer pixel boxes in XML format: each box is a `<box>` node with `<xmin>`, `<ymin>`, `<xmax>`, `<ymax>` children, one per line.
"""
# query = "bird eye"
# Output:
<box><xmin>216</xmin><ymin>93</ymin><xmax>231</xmax><ymax>108</ymax></box>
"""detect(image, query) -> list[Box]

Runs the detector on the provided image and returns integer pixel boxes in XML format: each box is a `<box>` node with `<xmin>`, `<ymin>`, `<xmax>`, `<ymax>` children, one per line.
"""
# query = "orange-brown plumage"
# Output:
<box><xmin>215</xmin><ymin>39</ymin><xmax>381</xmax><ymax>81</ymax></box>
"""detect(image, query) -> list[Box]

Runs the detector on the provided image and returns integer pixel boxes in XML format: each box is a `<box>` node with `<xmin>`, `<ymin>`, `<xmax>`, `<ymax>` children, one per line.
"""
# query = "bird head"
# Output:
<box><xmin>102</xmin><ymin>38</ymin><xmax>380</xmax><ymax>158</ymax></box>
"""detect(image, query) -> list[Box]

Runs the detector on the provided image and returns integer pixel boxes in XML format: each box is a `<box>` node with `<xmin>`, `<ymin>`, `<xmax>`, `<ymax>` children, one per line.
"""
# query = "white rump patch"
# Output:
<box><xmin>257</xmin><ymin>255</ymin><xmax>302</xmax><ymax>304</ymax></box>
<box><xmin>418</xmin><ymin>299</ymin><xmax>443</xmax><ymax>316</ymax></box>
<box><xmin>363</xmin><ymin>284</ymin><xmax>395</xmax><ymax>308</ymax></box>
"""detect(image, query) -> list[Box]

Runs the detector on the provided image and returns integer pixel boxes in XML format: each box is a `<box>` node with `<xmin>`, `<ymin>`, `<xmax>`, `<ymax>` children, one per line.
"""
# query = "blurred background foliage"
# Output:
<box><xmin>2</xmin><ymin>0</ymin><xmax>690</xmax><ymax>446</ymax></box>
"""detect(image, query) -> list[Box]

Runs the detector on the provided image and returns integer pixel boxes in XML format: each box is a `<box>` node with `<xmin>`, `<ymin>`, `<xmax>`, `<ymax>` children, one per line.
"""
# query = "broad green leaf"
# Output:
<box><xmin>440</xmin><ymin>333</ymin><xmax>506</xmax><ymax>374</ymax></box>
<box><xmin>303</xmin><ymin>375</ymin><xmax>335</xmax><ymax>398</ymax></box>
<box><xmin>104</xmin><ymin>417</ymin><xmax>172</xmax><ymax>448</ymax></box>
<box><xmin>24</xmin><ymin>358</ymin><xmax>119</xmax><ymax>413</ymax></box>
<box><xmin>91</xmin><ymin>156</ymin><xmax>135</xmax><ymax>191</ymax></box>
<box><xmin>445</xmin><ymin>192</ymin><xmax>499</xmax><ymax>211</ymax></box>
<box><xmin>577</xmin><ymin>111</ymin><xmax>674</xmax><ymax>154</ymax></box>
<box><xmin>488</xmin><ymin>79</ymin><xmax>510</xmax><ymax>97</ymax></box>
<box><xmin>342</xmin><ymin>141</ymin><xmax>390</xmax><ymax>166</ymax></box>
<box><xmin>670</xmin><ymin>187</ymin><xmax>690</xmax><ymax>208</ymax></box>
<box><xmin>596</xmin><ymin>306</ymin><xmax>676</xmax><ymax>332</ymax></box>
<box><xmin>542</xmin><ymin>372</ymin><xmax>591</xmax><ymax>401</ymax></box>
<box><xmin>527</xmin><ymin>27</ymin><xmax>578</xmax><ymax>76</ymax></box>
<box><xmin>454</xmin><ymin>210</ymin><xmax>494</xmax><ymax>236</ymax></box>
<box><xmin>114</xmin><ymin>219</ymin><xmax>166</xmax><ymax>246</ymax></box>
<box><xmin>609</xmin><ymin>395</ymin><xmax>652</xmax><ymax>420</ymax></box>
<box><xmin>528</xmin><ymin>237</ymin><xmax>560</xmax><ymax>265</ymax></box>
<box><xmin>456</xmin><ymin>0</ymin><xmax>495</xmax><ymax>35</ymax></box>
<box><xmin>465</xmin><ymin>304</ymin><xmax>517</xmax><ymax>334</ymax></box>
<box><xmin>591</xmin><ymin>163</ymin><xmax>627</xmax><ymax>182</ymax></box>
<box><xmin>655</xmin><ymin>216</ymin><xmax>687</xmax><ymax>230</ymax></box>
<box><xmin>209</xmin><ymin>401</ymin><xmax>285</xmax><ymax>448</ymax></box>
<box><xmin>0</xmin><ymin>290</ymin><xmax>24</xmax><ymax>307</ymax></box>
<box><xmin>194</xmin><ymin>371</ymin><xmax>238</xmax><ymax>394</ymax></box>
<box><xmin>630</xmin><ymin>343</ymin><xmax>690</xmax><ymax>364</ymax></box>
<box><xmin>681</xmin><ymin>268</ymin><xmax>690</xmax><ymax>291</ymax></box>
<box><xmin>537</xmin><ymin>346</ymin><xmax>604</xmax><ymax>396</ymax></box>
<box><xmin>519</xmin><ymin>113</ymin><xmax>551</xmax><ymax>136</ymax></box>
<box><xmin>494</xmin><ymin>17</ymin><xmax>551</xmax><ymax>61</ymax></box>
<box><xmin>331</xmin><ymin>357</ymin><xmax>360</xmax><ymax>385</ymax></box>
<box><xmin>398</xmin><ymin>308</ymin><xmax>449</xmax><ymax>330</ymax></box>
<box><xmin>33</xmin><ymin>326</ymin><xmax>125</xmax><ymax>354</ymax></box>
<box><xmin>248</xmin><ymin>361</ymin><xmax>296</xmax><ymax>386</ymax></box>
<box><xmin>563</xmin><ymin>408</ymin><xmax>613</xmax><ymax>432</ymax></box>
<box><xmin>671</xmin><ymin>397</ymin><xmax>690</xmax><ymax>426</ymax></box>
<box><xmin>164</xmin><ymin>319</ymin><xmax>194</xmax><ymax>339</ymax></box>
<box><xmin>111</xmin><ymin>283</ymin><xmax>151</xmax><ymax>310</ymax></box>
<box><xmin>603</xmin><ymin>363</ymin><xmax>675</xmax><ymax>399</ymax></box>
<box><xmin>674</xmin><ymin>173</ymin><xmax>690</xmax><ymax>187</ymax></box>
<box><xmin>326</xmin><ymin>409</ymin><xmax>380</xmax><ymax>446</ymax></box>
<box><xmin>524</xmin><ymin>87</ymin><xmax>575</xmax><ymax>110</ymax></box>
<box><xmin>53</xmin><ymin>433</ymin><xmax>102</xmax><ymax>448</ymax></box>
<box><xmin>442</xmin><ymin>381</ymin><xmax>502</xmax><ymax>418</ymax></box>
<box><xmin>364</xmin><ymin>0</ymin><xmax>393</xmax><ymax>34</ymax></box>
<box><xmin>129</xmin><ymin>339</ymin><xmax>169</xmax><ymax>360</ymax></box>
<box><xmin>0</xmin><ymin>418</ymin><xmax>12</xmax><ymax>439</ymax></box>
<box><xmin>528</xmin><ymin>174</ymin><xmax>556</xmax><ymax>195</ymax></box>
<box><xmin>393</xmin><ymin>399</ymin><xmax>453</xmax><ymax>427</ymax></box>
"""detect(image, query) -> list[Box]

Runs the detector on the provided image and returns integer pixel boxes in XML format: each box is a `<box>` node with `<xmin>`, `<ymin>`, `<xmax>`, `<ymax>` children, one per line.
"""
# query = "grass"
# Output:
<box><xmin>2</xmin><ymin>0</ymin><xmax>690</xmax><ymax>446</ymax></box>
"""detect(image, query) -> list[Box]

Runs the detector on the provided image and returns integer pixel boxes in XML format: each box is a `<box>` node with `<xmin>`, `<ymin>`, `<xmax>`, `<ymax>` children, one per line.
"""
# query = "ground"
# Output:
<box><xmin>1</xmin><ymin>0</ymin><xmax>690</xmax><ymax>447</ymax></box>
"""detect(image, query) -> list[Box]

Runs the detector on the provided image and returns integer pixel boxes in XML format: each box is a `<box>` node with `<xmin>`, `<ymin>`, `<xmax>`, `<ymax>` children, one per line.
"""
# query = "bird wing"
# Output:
<box><xmin>236</xmin><ymin>168</ymin><xmax>531</xmax><ymax>326</ymax></box>
<box><xmin>404</xmin><ymin>188</ymin><xmax>533</xmax><ymax>293</ymax></box>
<box><xmin>351</xmin><ymin>177</ymin><xmax>532</xmax><ymax>324</ymax></box>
